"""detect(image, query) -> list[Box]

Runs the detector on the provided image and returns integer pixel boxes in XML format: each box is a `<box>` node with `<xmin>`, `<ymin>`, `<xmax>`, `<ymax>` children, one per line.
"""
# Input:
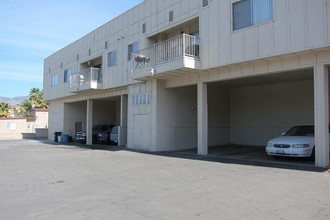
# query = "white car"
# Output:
<box><xmin>266</xmin><ymin>125</ymin><xmax>316</xmax><ymax>158</ymax></box>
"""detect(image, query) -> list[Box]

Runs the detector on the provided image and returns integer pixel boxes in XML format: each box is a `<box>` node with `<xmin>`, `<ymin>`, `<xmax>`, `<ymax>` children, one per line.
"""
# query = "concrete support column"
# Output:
<box><xmin>151</xmin><ymin>79</ymin><xmax>158</xmax><ymax>152</ymax></box>
<box><xmin>120</xmin><ymin>95</ymin><xmax>128</xmax><ymax>127</ymax></box>
<box><xmin>314</xmin><ymin>65</ymin><xmax>329</xmax><ymax>167</ymax></box>
<box><xmin>197</xmin><ymin>82</ymin><xmax>208</xmax><ymax>155</ymax></box>
<box><xmin>86</xmin><ymin>99</ymin><xmax>93</xmax><ymax>145</ymax></box>
<box><xmin>119</xmin><ymin>95</ymin><xmax>128</xmax><ymax>146</ymax></box>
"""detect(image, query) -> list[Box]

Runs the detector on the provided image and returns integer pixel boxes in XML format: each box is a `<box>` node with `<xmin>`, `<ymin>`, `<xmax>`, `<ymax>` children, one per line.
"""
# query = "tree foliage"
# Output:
<box><xmin>28</xmin><ymin>88</ymin><xmax>48</xmax><ymax>108</ymax></box>
<box><xmin>0</xmin><ymin>102</ymin><xmax>11</xmax><ymax>118</ymax></box>
<box><xmin>18</xmin><ymin>88</ymin><xmax>48</xmax><ymax>116</ymax></box>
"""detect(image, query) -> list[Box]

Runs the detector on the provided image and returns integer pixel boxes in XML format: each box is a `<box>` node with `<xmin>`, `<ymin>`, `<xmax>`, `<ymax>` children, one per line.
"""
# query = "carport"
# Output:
<box><xmin>63</xmin><ymin>95</ymin><xmax>128</xmax><ymax>146</ymax></box>
<box><xmin>196</xmin><ymin>67</ymin><xmax>330</xmax><ymax>167</ymax></box>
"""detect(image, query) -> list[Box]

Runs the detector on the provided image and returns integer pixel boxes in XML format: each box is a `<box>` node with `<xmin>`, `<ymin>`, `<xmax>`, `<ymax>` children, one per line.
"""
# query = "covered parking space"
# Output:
<box><xmin>196</xmin><ymin>66</ymin><xmax>330</xmax><ymax>167</ymax></box>
<box><xmin>63</xmin><ymin>94</ymin><xmax>128</xmax><ymax>146</ymax></box>
<box><xmin>207</xmin><ymin>68</ymin><xmax>314</xmax><ymax>147</ymax></box>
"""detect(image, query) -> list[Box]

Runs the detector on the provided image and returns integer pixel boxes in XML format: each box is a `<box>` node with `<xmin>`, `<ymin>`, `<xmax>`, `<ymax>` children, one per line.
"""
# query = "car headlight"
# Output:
<box><xmin>267</xmin><ymin>143</ymin><xmax>273</xmax><ymax>147</ymax></box>
<box><xmin>292</xmin><ymin>144</ymin><xmax>309</xmax><ymax>148</ymax></box>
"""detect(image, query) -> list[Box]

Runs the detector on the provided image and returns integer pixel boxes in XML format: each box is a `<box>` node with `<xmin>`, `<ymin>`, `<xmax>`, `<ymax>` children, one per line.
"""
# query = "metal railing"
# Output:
<box><xmin>131</xmin><ymin>34</ymin><xmax>199</xmax><ymax>72</ymax></box>
<box><xmin>70</xmin><ymin>67</ymin><xmax>102</xmax><ymax>91</ymax></box>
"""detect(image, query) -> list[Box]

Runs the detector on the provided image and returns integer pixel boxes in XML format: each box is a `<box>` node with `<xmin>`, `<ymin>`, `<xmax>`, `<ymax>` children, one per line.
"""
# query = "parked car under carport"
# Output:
<box><xmin>265</xmin><ymin>125</ymin><xmax>330</xmax><ymax>159</ymax></box>
<box><xmin>75</xmin><ymin>124</ymin><xmax>115</xmax><ymax>144</ymax></box>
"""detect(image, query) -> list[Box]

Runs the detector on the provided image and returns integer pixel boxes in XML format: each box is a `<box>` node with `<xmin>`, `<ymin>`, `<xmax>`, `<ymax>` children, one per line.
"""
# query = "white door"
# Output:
<box><xmin>133</xmin><ymin>114</ymin><xmax>149</xmax><ymax>150</ymax></box>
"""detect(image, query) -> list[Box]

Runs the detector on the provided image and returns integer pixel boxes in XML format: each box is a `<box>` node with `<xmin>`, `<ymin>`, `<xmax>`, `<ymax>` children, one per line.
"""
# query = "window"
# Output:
<box><xmin>51</xmin><ymin>74</ymin><xmax>58</xmax><ymax>87</ymax></box>
<box><xmin>5</xmin><ymin>122</ymin><xmax>16</xmax><ymax>130</ymax></box>
<box><xmin>202</xmin><ymin>0</ymin><xmax>208</xmax><ymax>7</ymax></box>
<box><xmin>128</xmin><ymin>42</ymin><xmax>139</xmax><ymax>61</ymax></box>
<box><xmin>64</xmin><ymin>68</ymin><xmax>72</xmax><ymax>83</ymax></box>
<box><xmin>88</xmin><ymin>49</ymin><xmax>91</xmax><ymax>56</ymax></box>
<box><xmin>142</xmin><ymin>23</ymin><xmax>146</xmax><ymax>33</ymax></box>
<box><xmin>132</xmin><ymin>93</ymin><xmax>151</xmax><ymax>105</ymax></box>
<box><xmin>233</xmin><ymin>0</ymin><xmax>273</xmax><ymax>31</ymax></box>
<box><xmin>105</xmin><ymin>41</ymin><xmax>108</xmax><ymax>49</ymax></box>
<box><xmin>77</xmin><ymin>54</ymin><xmax>79</xmax><ymax>61</ymax></box>
<box><xmin>169</xmin><ymin>10</ymin><xmax>174</xmax><ymax>22</ymax></box>
<box><xmin>108</xmin><ymin>50</ymin><xmax>117</xmax><ymax>66</ymax></box>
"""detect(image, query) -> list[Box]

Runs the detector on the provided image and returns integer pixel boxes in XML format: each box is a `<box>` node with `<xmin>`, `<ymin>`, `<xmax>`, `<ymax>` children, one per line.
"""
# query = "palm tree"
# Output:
<box><xmin>0</xmin><ymin>102</ymin><xmax>11</xmax><ymax>118</ymax></box>
<box><xmin>18</xmin><ymin>88</ymin><xmax>48</xmax><ymax>117</ymax></box>
<box><xmin>18</xmin><ymin>100</ymin><xmax>32</xmax><ymax>116</ymax></box>
<box><xmin>28</xmin><ymin>88</ymin><xmax>48</xmax><ymax>108</ymax></box>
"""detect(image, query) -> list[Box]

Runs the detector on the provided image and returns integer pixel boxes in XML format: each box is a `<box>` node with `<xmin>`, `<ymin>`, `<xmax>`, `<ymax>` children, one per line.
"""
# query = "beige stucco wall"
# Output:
<box><xmin>48</xmin><ymin>101</ymin><xmax>64</xmax><ymax>139</ymax></box>
<box><xmin>200</xmin><ymin>0</ymin><xmax>330</xmax><ymax>69</ymax></box>
<box><xmin>34</xmin><ymin>111</ymin><xmax>48</xmax><ymax>129</ymax></box>
<box><xmin>0</xmin><ymin>118</ymin><xmax>33</xmax><ymax>140</ymax></box>
<box><xmin>208</xmin><ymin>86</ymin><xmax>230</xmax><ymax>146</ymax></box>
<box><xmin>155</xmin><ymin>82</ymin><xmax>197</xmax><ymax>151</ymax></box>
<box><xmin>93</xmin><ymin>100</ymin><xmax>119</xmax><ymax>126</ymax></box>
<box><xmin>229</xmin><ymin>80</ymin><xmax>314</xmax><ymax>146</ymax></box>
<box><xmin>63</xmin><ymin>101</ymin><xmax>87</xmax><ymax>136</ymax></box>
<box><xmin>43</xmin><ymin>0</ymin><xmax>200</xmax><ymax>101</ymax></box>
<box><xmin>127</xmin><ymin>81</ymin><xmax>153</xmax><ymax>150</ymax></box>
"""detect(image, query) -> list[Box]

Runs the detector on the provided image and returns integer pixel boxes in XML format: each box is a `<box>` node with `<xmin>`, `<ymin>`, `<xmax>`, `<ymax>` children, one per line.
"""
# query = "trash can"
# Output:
<box><xmin>62</xmin><ymin>135</ymin><xmax>69</xmax><ymax>143</ymax></box>
<box><xmin>54</xmin><ymin>132</ymin><xmax>62</xmax><ymax>142</ymax></box>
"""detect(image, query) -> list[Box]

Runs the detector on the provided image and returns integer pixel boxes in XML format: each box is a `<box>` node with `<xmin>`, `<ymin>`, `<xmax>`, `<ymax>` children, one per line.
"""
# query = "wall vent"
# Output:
<box><xmin>202</xmin><ymin>0</ymin><xmax>208</xmax><ymax>7</ymax></box>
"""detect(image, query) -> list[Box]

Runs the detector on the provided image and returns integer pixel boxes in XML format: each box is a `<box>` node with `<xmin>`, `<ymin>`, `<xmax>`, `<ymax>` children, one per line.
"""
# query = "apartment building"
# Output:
<box><xmin>44</xmin><ymin>0</ymin><xmax>330</xmax><ymax>167</ymax></box>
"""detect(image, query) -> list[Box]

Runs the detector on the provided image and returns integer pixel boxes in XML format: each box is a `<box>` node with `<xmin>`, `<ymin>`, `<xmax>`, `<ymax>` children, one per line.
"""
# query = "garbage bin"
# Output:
<box><xmin>54</xmin><ymin>132</ymin><xmax>62</xmax><ymax>142</ymax></box>
<box><xmin>62</xmin><ymin>134</ymin><xmax>69</xmax><ymax>143</ymax></box>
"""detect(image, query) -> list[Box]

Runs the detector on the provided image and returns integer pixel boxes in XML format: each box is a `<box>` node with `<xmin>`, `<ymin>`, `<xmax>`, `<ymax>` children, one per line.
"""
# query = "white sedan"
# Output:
<box><xmin>266</xmin><ymin>125</ymin><xmax>316</xmax><ymax>158</ymax></box>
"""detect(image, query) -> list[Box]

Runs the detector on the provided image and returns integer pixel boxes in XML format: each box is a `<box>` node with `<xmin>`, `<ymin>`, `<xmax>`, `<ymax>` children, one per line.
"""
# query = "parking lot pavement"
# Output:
<box><xmin>177</xmin><ymin>145</ymin><xmax>316</xmax><ymax>169</ymax></box>
<box><xmin>0</xmin><ymin>140</ymin><xmax>329</xmax><ymax>220</ymax></box>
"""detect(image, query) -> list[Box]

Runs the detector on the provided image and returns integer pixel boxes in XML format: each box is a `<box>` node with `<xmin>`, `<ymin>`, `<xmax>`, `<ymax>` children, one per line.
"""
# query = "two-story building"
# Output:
<box><xmin>44</xmin><ymin>0</ymin><xmax>330</xmax><ymax>167</ymax></box>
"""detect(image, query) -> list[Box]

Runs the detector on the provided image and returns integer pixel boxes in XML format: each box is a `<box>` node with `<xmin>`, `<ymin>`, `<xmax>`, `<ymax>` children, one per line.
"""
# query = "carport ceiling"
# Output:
<box><xmin>209</xmin><ymin>68</ymin><xmax>313</xmax><ymax>88</ymax></box>
<box><xmin>96</xmin><ymin>96</ymin><xmax>121</xmax><ymax>101</ymax></box>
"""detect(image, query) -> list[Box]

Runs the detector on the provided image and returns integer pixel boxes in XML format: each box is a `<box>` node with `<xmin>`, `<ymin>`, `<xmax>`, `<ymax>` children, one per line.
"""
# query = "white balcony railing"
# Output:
<box><xmin>70</xmin><ymin>67</ymin><xmax>102</xmax><ymax>92</ymax></box>
<box><xmin>131</xmin><ymin>34</ymin><xmax>199</xmax><ymax>73</ymax></box>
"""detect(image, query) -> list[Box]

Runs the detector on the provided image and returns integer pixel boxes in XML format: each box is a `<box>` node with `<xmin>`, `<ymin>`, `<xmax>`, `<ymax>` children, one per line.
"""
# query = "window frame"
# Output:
<box><xmin>51</xmin><ymin>74</ymin><xmax>58</xmax><ymax>87</ymax></box>
<box><xmin>64</xmin><ymin>68</ymin><xmax>72</xmax><ymax>83</ymax></box>
<box><xmin>108</xmin><ymin>50</ymin><xmax>117</xmax><ymax>66</ymax></box>
<box><xmin>5</xmin><ymin>122</ymin><xmax>16</xmax><ymax>130</ymax></box>
<box><xmin>142</xmin><ymin>23</ymin><xmax>146</xmax><ymax>33</ymax></box>
<box><xmin>128</xmin><ymin>42</ymin><xmax>139</xmax><ymax>61</ymax></box>
<box><xmin>232</xmin><ymin>0</ymin><xmax>274</xmax><ymax>31</ymax></box>
<box><xmin>169</xmin><ymin>10</ymin><xmax>174</xmax><ymax>22</ymax></box>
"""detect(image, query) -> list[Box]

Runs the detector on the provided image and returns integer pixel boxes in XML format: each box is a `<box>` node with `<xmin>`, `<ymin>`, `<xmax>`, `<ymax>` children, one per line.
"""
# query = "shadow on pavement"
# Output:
<box><xmin>46</xmin><ymin>140</ymin><xmax>328</xmax><ymax>173</ymax></box>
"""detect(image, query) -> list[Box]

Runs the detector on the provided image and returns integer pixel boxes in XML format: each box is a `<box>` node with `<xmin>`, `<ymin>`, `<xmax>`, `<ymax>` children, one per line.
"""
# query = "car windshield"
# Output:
<box><xmin>284</xmin><ymin>126</ymin><xmax>314</xmax><ymax>136</ymax></box>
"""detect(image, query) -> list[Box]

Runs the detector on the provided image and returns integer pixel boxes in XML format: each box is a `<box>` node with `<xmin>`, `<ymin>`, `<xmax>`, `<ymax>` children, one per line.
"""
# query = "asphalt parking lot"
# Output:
<box><xmin>178</xmin><ymin>145</ymin><xmax>316</xmax><ymax>169</ymax></box>
<box><xmin>0</xmin><ymin>139</ymin><xmax>329</xmax><ymax>220</ymax></box>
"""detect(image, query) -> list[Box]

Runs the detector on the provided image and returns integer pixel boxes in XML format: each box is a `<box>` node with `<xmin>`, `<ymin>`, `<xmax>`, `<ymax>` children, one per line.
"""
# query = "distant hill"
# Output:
<box><xmin>0</xmin><ymin>96</ymin><xmax>28</xmax><ymax>106</ymax></box>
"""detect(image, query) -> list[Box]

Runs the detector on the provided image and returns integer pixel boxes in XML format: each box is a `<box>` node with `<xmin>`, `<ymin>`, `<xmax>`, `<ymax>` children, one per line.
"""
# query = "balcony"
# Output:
<box><xmin>131</xmin><ymin>34</ymin><xmax>200</xmax><ymax>80</ymax></box>
<box><xmin>70</xmin><ymin>67</ymin><xmax>102</xmax><ymax>93</ymax></box>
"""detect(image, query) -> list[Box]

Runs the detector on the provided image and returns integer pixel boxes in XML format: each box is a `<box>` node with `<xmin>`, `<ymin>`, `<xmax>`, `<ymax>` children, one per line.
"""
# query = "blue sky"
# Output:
<box><xmin>0</xmin><ymin>0</ymin><xmax>143</xmax><ymax>98</ymax></box>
